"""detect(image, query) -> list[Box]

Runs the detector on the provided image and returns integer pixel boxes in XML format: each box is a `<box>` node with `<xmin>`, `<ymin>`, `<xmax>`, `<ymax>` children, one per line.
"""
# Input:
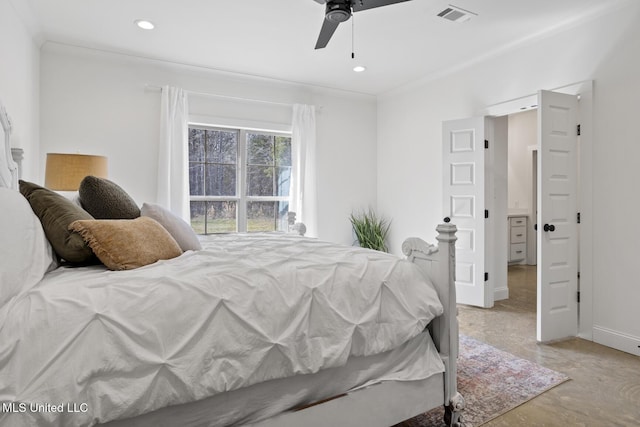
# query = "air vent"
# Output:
<box><xmin>437</xmin><ymin>5</ymin><xmax>477</xmax><ymax>22</ymax></box>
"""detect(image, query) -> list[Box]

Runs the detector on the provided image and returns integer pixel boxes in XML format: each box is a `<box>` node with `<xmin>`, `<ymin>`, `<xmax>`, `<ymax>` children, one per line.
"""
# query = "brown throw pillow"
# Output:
<box><xmin>69</xmin><ymin>217</ymin><xmax>182</xmax><ymax>270</ymax></box>
<box><xmin>19</xmin><ymin>180</ymin><xmax>95</xmax><ymax>264</ymax></box>
<box><xmin>79</xmin><ymin>176</ymin><xmax>141</xmax><ymax>219</ymax></box>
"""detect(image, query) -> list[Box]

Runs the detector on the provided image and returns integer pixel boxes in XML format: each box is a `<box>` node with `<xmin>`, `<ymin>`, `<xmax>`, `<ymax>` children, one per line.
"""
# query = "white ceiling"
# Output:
<box><xmin>19</xmin><ymin>0</ymin><xmax>624</xmax><ymax>95</ymax></box>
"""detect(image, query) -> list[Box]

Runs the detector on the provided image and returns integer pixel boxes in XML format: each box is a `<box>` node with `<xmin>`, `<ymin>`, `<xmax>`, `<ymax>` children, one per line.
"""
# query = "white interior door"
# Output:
<box><xmin>537</xmin><ymin>90</ymin><xmax>579</xmax><ymax>342</ymax></box>
<box><xmin>443</xmin><ymin>117</ymin><xmax>491</xmax><ymax>307</ymax></box>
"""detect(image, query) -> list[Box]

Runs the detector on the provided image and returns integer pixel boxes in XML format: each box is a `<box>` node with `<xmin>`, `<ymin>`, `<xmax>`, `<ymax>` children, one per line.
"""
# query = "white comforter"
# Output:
<box><xmin>0</xmin><ymin>234</ymin><xmax>443</xmax><ymax>426</ymax></box>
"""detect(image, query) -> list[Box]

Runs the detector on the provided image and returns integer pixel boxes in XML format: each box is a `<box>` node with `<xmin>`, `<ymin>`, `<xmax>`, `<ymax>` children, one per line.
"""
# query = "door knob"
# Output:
<box><xmin>543</xmin><ymin>223</ymin><xmax>556</xmax><ymax>232</ymax></box>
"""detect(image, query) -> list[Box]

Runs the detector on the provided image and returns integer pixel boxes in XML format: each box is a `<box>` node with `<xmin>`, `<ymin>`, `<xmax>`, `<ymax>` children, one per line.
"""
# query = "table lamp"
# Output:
<box><xmin>45</xmin><ymin>153</ymin><xmax>108</xmax><ymax>191</ymax></box>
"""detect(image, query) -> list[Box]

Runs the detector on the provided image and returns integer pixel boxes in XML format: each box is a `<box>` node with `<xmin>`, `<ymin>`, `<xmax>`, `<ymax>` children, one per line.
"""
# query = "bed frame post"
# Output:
<box><xmin>11</xmin><ymin>148</ymin><xmax>23</xmax><ymax>181</ymax></box>
<box><xmin>435</xmin><ymin>224</ymin><xmax>464</xmax><ymax>427</ymax></box>
<box><xmin>403</xmin><ymin>223</ymin><xmax>464</xmax><ymax>427</ymax></box>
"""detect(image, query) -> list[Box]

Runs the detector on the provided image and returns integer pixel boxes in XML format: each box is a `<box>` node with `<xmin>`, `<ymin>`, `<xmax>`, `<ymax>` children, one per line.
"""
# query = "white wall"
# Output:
<box><xmin>39</xmin><ymin>43</ymin><xmax>377</xmax><ymax>246</ymax></box>
<box><xmin>507</xmin><ymin>110</ymin><xmax>536</xmax><ymax>213</ymax></box>
<box><xmin>0</xmin><ymin>0</ymin><xmax>40</xmax><ymax>180</ymax></box>
<box><xmin>377</xmin><ymin>1</ymin><xmax>640</xmax><ymax>354</ymax></box>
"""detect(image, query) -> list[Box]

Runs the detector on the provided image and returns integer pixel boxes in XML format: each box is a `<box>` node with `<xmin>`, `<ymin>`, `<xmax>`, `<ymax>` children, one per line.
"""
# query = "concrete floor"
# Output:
<box><xmin>458</xmin><ymin>265</ymin><xmax>640</xmax><ymax>426</ymax></box>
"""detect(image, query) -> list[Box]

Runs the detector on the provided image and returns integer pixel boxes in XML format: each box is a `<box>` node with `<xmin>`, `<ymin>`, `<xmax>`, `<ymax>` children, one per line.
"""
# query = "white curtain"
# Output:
<box><xmin>290</xmin><ymin>104</ymin><xmax>318</xmax><ymax>237</ymax></box>
<box><xmin>157</xmin><ymin>86</ymin><xmax>190</xmax><ymax>222</ymax></box>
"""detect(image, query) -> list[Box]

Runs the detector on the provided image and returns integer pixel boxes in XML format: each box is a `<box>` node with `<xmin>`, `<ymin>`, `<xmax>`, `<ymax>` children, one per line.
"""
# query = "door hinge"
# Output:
<box><xmin>484</xmin><ymin>272</ymin><xmax>489</xmax><ymax>282</ymax></box>
<box><xmin>577</xmin><ymin>212</ymin><xmax>581</xmax><ymax>224</ymax></box>
<box><xmin>577</xmin><ymin>291</ymin><xmax>581</xmax><ymax>303</ymax></box>
<box><xmin>485</xmin><ymin>209</ymin><xmax>489</xmax><ymax>219</ymax></box>
<box><xmin>577</xmin><ymin>124</ymin><xmax>581</xmax><ymax>136</ymax></box>
<box><xmin>484</xmin><ymin>139</ymin><xmax>489</xmax><ymax>149</ymax></box>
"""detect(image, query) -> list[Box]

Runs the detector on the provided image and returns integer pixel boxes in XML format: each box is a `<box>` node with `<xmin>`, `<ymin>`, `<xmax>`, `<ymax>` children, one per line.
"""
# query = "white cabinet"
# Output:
<box><xmin>509</xmin><ymin>216</ymin><xmax>527</xmax><ymax>262</ymax></box>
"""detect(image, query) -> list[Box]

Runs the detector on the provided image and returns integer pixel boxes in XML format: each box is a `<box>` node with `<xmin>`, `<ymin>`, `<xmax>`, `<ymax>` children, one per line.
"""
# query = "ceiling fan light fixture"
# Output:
<box><xmin>353</xmin><ymin>65</ymin><xmax>366</xmax><ymax>72</ymax></box>
<box><xmin>314</xmin><ymin>0</ymin><xmax>409</xmax><ymax>49</ymax></box>
<box><xmin>326</xmin><ymin>1</ymin><xmax>352</xmax><ymax>23</ymax></box>
<box><xmin>134</xmin><ymin>19</ymin><xmax>155</xmax><ymax>30</ymax></box>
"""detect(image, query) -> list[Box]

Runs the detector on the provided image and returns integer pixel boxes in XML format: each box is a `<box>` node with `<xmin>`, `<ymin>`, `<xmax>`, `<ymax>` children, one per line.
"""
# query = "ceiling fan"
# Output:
<box><xmin>312</xmin><ymin>0</ymin><xmax>412</xmax><ymax>49</ymax></box>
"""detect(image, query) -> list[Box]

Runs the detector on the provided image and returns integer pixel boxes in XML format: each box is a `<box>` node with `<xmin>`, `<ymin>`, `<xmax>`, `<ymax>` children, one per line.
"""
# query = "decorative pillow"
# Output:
<box><xmin>19</xmin><ymin>180</ymin><xmax>96</xmax><ymax>264</ymax></box>
<box><xmin>0</xmin><ymin>188</ymin><xmax>57</xmax><ymax>306</ymax></box>
<box><xmin>55</xmin><ymin>190</ymin><xmax>83</xmax><ymax>208</ymax></box>
<box><xmin>79</xmin><ymin>176</ymin><xmax>141</xmax><ymax>219</ymax></box>
<box><xmin>69</xmin><ymin>217</ymin><xmax>183</xmax><ymax>270</ymax></box>
<box><xmin>141</xmin><ymin>202</ymin><xmax>202</xmax><ymax>251</ymax></box>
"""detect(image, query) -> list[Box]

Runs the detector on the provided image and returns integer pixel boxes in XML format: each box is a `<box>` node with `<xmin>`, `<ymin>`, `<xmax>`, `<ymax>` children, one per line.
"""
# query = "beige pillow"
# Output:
<box><xmin>69</xmin><ymin>217</ymin><xmax>182</xmax><ymax>270</ymax></box>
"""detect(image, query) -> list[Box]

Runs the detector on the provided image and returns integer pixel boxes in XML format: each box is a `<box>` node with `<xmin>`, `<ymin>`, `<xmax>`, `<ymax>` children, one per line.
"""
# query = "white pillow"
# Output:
<box><xmin>141</xmin><ymin>202</ymin><xmax>202</xmax><ymax>251</ymax></box>
<box><xmin>55</xmin><ymin>190</ymin><xmax>83</xmax><ymax>208</ymax></box>
<box><xmin>0</xmin><ymin>188</ymin><xmax>57</xmax><ymax>307</ymax></box>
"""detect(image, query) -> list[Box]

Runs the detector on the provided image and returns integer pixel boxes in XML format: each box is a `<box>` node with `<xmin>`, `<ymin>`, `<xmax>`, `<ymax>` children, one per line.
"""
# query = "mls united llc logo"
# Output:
<box><xmin>2</xmin><ymin>402</ymin><xmax>89</xmax><ymax>413</ymax></box>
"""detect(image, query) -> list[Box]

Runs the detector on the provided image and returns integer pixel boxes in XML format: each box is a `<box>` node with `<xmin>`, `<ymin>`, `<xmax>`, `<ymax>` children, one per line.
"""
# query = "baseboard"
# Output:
<box><xmin>592</xmin><ymin>325</ymin><xmax>640</xmax><ymax>356</ymax></box>
<box><xmin>494</xmin><ymin>286</ymin><xmax>509</xmax><ymax>301</ymax></box>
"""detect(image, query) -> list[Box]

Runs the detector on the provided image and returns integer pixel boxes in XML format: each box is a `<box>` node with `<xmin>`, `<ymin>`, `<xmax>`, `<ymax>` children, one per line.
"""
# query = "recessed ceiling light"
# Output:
<box><xmin>353</xmin><ymin>65</ymin><xmax>366</xmax><ymax>73</ymax></box>
<box><xmin>135</xmin><ymin>19</ymin><xmax>155</xmax><ymax>30</ymax></box>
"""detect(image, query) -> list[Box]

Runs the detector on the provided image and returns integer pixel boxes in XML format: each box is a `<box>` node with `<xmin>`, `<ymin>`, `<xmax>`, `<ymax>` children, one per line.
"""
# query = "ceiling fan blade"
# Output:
<box><xmin>351</xmin><ymin>0</ymin><xmax>412</xmax><ymax>13</ymax></box>
<box><xmin>315</xmin><ymin>18</ymin><xmax>340</xmax><ymax>49</ymax></box>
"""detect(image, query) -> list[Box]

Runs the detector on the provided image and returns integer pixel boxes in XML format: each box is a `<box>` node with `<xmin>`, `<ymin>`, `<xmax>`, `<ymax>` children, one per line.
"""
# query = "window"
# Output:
<box><xmin>188</xmin><ymin>126</ymin><xmax>292</xmax><ymax>234</ymax></box>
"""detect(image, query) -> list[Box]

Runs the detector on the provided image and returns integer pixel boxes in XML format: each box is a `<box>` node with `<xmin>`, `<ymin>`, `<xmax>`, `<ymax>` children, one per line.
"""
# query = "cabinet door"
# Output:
<box><xmin>510</xmin><ymin>226</ymin><xmax>526</xmax><ymax>243</ymax></box>
<box><xmin>510</xmin><ymin>243</ymin><xmax>526</xmax><ymax>261</ymax></box>
<box><xmin>510</xmin><ymin>217</ymin><xmax>526</xmax><ymax>227</ymax></box>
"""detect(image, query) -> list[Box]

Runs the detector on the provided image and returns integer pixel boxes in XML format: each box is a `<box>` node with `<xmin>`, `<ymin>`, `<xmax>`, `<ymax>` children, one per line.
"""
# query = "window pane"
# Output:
<box><xmin>189</xmin><ymin>127</ymin><xmax>293</xmax><ymax>234</ymax></box>
<box><xmin>247</xmin><ymin>201</ymin><xmax>289</xmax><ymax>232</ymax></box>
<box><xmin>247</xmin><ymin>165</ymin><xmax>274</xmax><ymax>196</ymax></box>
<box><xmin>275</xmin><ymin>136</ymin><xmax>291</xmax><ymax>167</ymax></box>
<box><xmin>192</xmin><ymin>201</ymin><xmax>238</xmax><ymax>233</ymax></box>
<box><xmin>190</xmin><ymin>201</ymin><xmax>206</xmax><ymax>234</ymax></box>
<box><xmin>276</xmin><ymin>166</ymin><xmax>290</xmax><ymax>196</ymax></box>
<box><xmin>189</xmin><ymin>163</ymin><xmax>204</xmax><ymax>196</ymax></box>
<box><xmin>206</xmin><ymin>130</ymin><xmax>237</xmax><ymax>164</ymax></box>
<box><xmin>206</xmin><ymin>164</ymin><xmax>236</xmax><ymax>196</ymax></box>
<box><xmin>189</xmin><ymin>129</ymin><xmax>205</xmax><ymax>162</ymax></box>
<box><xmin>205</xmin><ymin>201</ymin><xmax>237</xmax><ymax>233</ymax></box>
<box><xmin>247</xmin><ymin>133</ymin><xmax>274</xmax><ymax>165</ymax></box>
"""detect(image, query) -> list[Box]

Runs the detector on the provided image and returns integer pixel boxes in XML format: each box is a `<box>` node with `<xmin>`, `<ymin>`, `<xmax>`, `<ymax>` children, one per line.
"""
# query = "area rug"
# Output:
<box><xmin>395</xmin><ymin>335</ymin><xmax>570</xmax><ymax>427</ymax></box>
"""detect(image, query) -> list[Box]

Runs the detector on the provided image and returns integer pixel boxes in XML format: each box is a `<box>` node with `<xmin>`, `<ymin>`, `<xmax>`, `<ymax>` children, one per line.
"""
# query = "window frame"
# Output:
<box><xmin>188</xmin><ymin>124</ymin><xmax>292</xmax><ymax>234</ymax></box>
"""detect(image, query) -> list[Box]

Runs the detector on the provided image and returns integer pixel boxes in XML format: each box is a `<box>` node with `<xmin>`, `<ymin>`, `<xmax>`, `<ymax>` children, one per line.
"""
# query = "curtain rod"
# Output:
<box><xmin>145</xmin><ymin>84</ymin><xmax>302</xmax><ymax>108</ymax></box>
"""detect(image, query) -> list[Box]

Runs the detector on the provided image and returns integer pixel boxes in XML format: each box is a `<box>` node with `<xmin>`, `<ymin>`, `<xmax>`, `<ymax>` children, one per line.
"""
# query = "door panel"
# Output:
<box><xmin>443</xmin><ymin>117</ymin><xmax>491</xmax><ymax>307</ymax></box>
<box><xmin>537</xmin><ymin>90</ymin><xmax>579</xmax><ymax>342</ymax></box>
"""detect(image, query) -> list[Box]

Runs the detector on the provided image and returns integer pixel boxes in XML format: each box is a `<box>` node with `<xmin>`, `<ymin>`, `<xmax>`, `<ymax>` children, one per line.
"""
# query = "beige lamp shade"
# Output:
<box><xmin>45</xmin><ymin>153</ymin><xmax>108</xmax><ymax>191</ymax></box>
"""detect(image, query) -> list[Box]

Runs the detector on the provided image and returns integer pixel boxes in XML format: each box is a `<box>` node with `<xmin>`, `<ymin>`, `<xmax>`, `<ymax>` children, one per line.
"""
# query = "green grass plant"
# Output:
<box><xmin>349</xmin><ymin>209</ymin><xmax>391</xmax><ymax>252</ymax></box>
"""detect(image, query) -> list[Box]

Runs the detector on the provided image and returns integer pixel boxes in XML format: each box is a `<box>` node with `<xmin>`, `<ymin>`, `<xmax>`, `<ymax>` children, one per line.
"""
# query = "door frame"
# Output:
<box><xmin>478</xmin><ymin>80</ymin><xmax>594</xmax><ymax>341</ymax></box>
<box><xmin>527</xmin><ymin>146</ymin><xmax>538</xmax><ymax>266</ymax></box>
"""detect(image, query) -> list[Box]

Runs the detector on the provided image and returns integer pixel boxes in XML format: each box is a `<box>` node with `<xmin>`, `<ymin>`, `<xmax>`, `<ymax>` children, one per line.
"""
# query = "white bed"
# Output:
<box><xmin>0</xmin><ymin>100</ymin><xmax>464</xmax><ymax>427</ymax></box>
